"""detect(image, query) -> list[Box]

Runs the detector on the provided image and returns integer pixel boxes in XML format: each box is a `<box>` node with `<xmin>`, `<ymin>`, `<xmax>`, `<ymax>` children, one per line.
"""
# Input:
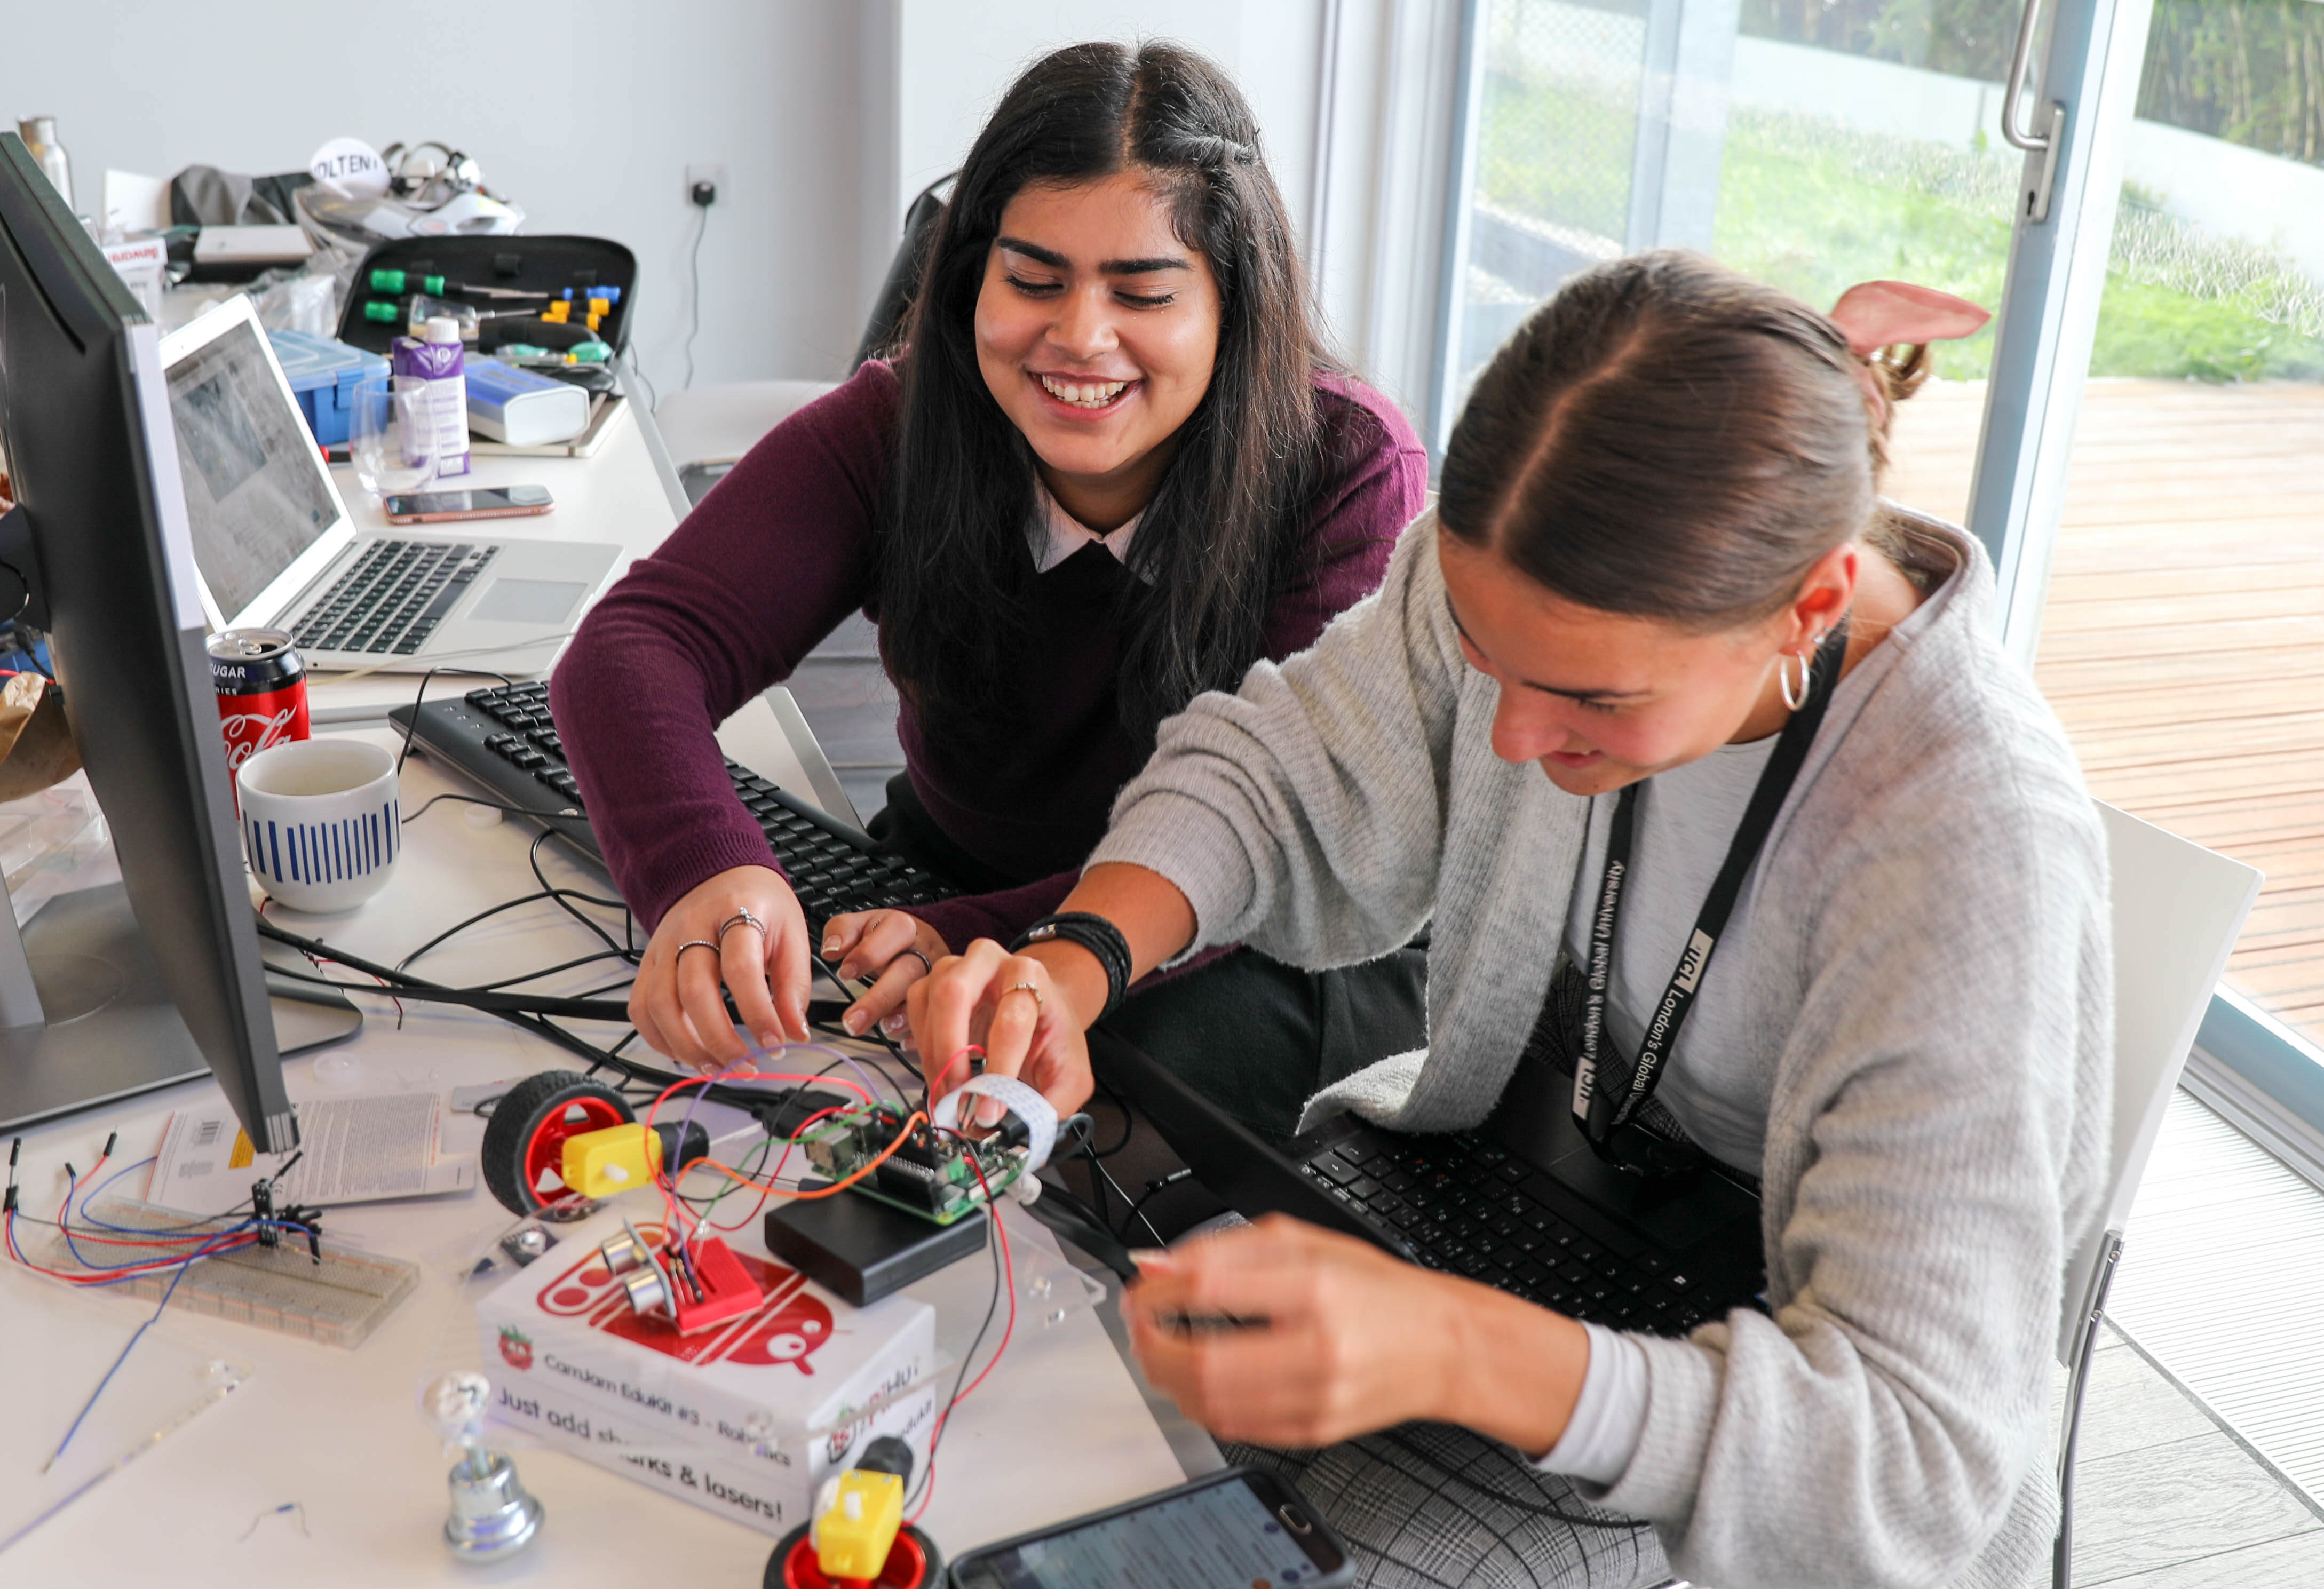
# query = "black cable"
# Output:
<box><xmin>1064</xmin><ymin>1115</ymin><xmax>1150</xmax><ymax>1246</ymax></box>
<box><xmin>567</xmin><ymin>974</ymin><xmax>639</xmax><ymax>999</ymax></box>
<box><xmin>1118</xmin><ymin>1169</ymin><xmax>1192</xmax><ymax>1247</ymax></box>
<box><xmin>682</xmin><ymin>200</ymin><xmax>709</xmax><ymax>389</ymax></box>
<box><xmin>394</xmin><ymin>887</ymin><xmax>567</xmax><ymax>972</ymax></box>
<box><xmin>398</xmin><ymin>667</ymin><xmax>513</xmax><ymax>775</ymax></box>
<box><xmin>260</xmin><ymin>956</ymin><xmax>632</xmax><ymax>1020</ymax></box>
<box><xmin>467</xmin><ymin>951</ymin><xmax>636</xmax><ymax>991</ymax></box>
<box><xmin>810</xmin><ymin>949</ymin><xmax>916</xmax><ymax>1076</ymax></box>
<box><xmin>669</xmin><ymin>1049</ymin><xmax>877</xmax><ymax>1212</ymax></box>
<box><xmin>402</xmin><ymin>791</ymin><xmax>592</xmax><ymax>829</ymax></box>
<box><xmin>529</xmin><ymin>829</ymin><xmax>634</xmax><ymax>961</ymax></box>
<box><xmin>258</xmin><ymin>916</ymin><xmax>859</xmax><ymax>1112</ymax></box>
<box><xmin>1084</xmin><ymin>1075</ymin><xmax>1137</xmax><ymax>1158</ymax></box>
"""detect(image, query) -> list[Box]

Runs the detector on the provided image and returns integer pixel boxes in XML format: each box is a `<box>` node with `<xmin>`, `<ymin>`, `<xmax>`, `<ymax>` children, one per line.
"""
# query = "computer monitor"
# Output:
<box><xmin>0</xmin><ymin>133</ymin><xmax>298</xmax><ymax>1151</ymax></box>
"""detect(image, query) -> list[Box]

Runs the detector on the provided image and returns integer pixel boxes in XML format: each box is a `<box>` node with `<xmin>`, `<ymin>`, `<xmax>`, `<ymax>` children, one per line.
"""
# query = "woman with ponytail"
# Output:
<box><xmin>910</xmin><ymin>252</ymin><xmax>2103</xmax><ymax>1588</ymax></box>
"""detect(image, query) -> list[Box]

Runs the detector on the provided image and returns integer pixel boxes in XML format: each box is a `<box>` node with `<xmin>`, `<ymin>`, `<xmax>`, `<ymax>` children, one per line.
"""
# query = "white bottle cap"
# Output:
<box><xmin>422</xmin><ymin>316</ymin><xmax>463</xmax><ymax>345</ymax></box>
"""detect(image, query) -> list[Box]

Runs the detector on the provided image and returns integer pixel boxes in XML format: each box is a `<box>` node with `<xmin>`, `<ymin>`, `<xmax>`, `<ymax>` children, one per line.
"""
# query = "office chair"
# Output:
<box><xmin>852</xmin><ymin>173</ymin><xmax>950</xmax><ymax>370</ymax></box>
<box><xmin>2051</xmin><ymin>803</ymin><xmax>2258</xmax><ymax>1588</ymax></box>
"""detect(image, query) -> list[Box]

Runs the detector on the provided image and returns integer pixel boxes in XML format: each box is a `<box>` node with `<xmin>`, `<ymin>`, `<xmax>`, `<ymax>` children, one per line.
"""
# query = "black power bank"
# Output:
<box><xmin>765</xmin><ymin>1191</ymin><xmax>988</xmax><ymax>1305</ymax></box>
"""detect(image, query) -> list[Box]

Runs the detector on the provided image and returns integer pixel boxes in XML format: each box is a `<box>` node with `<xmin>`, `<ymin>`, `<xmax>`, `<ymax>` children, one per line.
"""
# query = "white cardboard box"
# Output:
<box><xmin>476</xmin><ymin>1206</ymin><xmax>938</xmax><ymax>1535</ymax></box>
<box><xmin>491</xmin><ymin>1372</ymin><xmax>810</xmax><ymax>1536</ymax></box>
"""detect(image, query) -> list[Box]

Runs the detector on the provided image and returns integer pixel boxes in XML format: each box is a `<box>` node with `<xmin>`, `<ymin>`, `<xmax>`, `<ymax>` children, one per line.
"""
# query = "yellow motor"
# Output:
<box><xmin>812</xmin><ymin>1469</ymin><xmax>905</xmax><ymax>1582</ymax></box>
<box><xmin>559</xmin><ymin>1123</ymin><xmax>663</xmax><ymax>1199</ymax></box>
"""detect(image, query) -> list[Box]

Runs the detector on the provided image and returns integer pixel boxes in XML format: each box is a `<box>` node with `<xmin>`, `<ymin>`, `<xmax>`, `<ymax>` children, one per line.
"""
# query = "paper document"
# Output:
<box><xmin>146</xmin><ymin>1094</ymin><xmax>473</xmax><ymax>1215</ymax></box>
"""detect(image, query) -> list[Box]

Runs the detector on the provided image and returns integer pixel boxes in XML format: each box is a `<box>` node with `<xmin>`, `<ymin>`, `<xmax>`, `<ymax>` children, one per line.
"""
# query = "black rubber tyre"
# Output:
<box><xmin>480</xmin><ymin>1069</ymin><xmax>636</xmax><ymax>1214</ymax></box>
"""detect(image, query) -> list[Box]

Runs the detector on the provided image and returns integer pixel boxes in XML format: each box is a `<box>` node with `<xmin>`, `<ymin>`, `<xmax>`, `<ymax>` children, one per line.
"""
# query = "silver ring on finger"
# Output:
<box><xmin>676</xmin><ymin>939</ymin><xmax>720</xmax><ymax>959</ymax></box>
<box><xmin>717</xmin><ymin>909</ymin><xmax>766</xmax><ymax>943</ymax></box>
<box><xmin>1002</xmin><ymin>980</ymin><xmax>1043</xmax><ymax>1012</ymax></box>
<box><xmin>898</xmin><ymin>948</ymin><xmax>932</xmax><ymax>978</ymax></box>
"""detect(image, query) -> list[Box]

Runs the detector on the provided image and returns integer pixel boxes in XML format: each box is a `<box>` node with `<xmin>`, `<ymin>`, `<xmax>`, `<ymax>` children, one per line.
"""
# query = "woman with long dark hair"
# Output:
<box><xmin>908</xmin><ymin>253</ymin><xmax>2104</xmax><ymax>1586</ymax></box>
<box><xmin>551</xmin><ymin>41</ymin><xmax>1428</xmax><ymax>1081</ymax></box>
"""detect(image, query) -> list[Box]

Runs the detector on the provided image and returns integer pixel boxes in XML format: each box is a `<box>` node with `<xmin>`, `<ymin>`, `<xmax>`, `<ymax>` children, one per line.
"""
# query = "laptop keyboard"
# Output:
<box><xmin>291</xmin><ymin>540</ymin><xmax>499</xmax><ymax>656</ymax></box>
<box><xmin>1305</xmin><ymin>1132</ymin><xmax>1738</xmax><ymax>1334</ymax></box>
<box><xmin>442</xmin><ymin>681</ymin><xmax>964</xmax><ymax>940</ymax></box>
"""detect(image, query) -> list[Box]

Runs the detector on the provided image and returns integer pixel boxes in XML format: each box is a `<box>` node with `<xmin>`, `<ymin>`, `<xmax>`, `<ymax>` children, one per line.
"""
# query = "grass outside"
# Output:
<box><xmin>1476</xmin><ymin>74</ymin><xmax>2324</xmax><ymax>384</ymax></box>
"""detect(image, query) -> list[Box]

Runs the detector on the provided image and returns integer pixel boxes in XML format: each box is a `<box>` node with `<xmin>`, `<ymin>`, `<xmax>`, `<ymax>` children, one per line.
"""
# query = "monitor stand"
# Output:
<box><xmin>0</xmin><ymin>881</ymin><xmax>360</xmax><ymax>1135</ymax></box>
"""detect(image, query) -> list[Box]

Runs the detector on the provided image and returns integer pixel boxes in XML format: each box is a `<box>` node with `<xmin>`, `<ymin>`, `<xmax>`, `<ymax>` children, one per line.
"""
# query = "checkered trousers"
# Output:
<box><xmin>1225</xmin><ymin>1421</ymin><xmax>1671</xmax><ymax>1589</ymax></box>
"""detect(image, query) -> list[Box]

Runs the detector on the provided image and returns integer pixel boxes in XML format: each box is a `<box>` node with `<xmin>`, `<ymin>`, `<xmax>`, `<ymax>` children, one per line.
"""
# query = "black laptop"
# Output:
<box><xmin>1090</xmin><ymin>1030</ymin><xmax>1767</xmax><ymax>1337</ymax></box>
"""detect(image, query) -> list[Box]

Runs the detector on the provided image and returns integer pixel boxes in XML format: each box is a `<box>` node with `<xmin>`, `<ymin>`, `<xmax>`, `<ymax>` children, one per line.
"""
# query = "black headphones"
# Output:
<box><xmin>379</xmin><ymin>142</ymin><xmax>483</xmax><ymax>203</ymax></box>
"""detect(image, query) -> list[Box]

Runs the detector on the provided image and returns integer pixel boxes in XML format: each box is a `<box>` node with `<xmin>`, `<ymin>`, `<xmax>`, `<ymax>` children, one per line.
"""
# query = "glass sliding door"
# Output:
<box><xmin>2027</xmin><ymin>1</ymin><xmax>2324</xmax><ymax>1110</ymax></box>
<box><xmin>1435</xmin><ymin>0</ymin><xmax>2051</xmax><ymax>528</ymax></box>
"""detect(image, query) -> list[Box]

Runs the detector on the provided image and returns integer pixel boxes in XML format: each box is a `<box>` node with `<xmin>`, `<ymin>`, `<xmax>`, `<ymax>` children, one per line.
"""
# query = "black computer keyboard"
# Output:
<box><xmin>1303</xmin><ymin>1132</ymin><xmax>1744</xmax><ymax>1335</ymax></box>
<box><xmin>293</xmin><ymin>539</ymin><xmax>500</xmax><ymax>656</ymax></box>
<box><xmin>390</xmin><ymin>680</ymin><xmax>964</xmax><ymax>937</ymax></box>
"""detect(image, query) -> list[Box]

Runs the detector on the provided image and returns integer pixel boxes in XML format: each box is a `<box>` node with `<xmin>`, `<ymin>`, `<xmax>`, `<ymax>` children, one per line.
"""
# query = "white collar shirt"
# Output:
<box><xmin>1029</xmin><ymin>481</ymin><xmax>1148</xmax><ymax>580</ymax></box>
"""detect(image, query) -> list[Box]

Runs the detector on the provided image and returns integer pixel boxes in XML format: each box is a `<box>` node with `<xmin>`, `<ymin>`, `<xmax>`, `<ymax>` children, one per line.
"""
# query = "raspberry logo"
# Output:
<box><xmin>499</xmin><ymin>1325</ymin><xmax>535</xmax><ymax>1371</ymax></box>
<box><xmin>535</xmin><ymin>1223</ymin><xmax>835</xmax><ymax>1372</ymax></box>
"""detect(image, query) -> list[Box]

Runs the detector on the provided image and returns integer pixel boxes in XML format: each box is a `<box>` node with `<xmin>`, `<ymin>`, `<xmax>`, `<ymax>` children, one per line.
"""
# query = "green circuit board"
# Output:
<box><xmin>802</xmin><ymin>1105</ymin><xmax>1029</xmax><ymax>1225</ymax></box>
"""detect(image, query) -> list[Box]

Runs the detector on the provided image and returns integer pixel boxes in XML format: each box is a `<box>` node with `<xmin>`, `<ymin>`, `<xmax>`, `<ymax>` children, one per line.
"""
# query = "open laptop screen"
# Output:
<box><xmin>164</xmin><ymin>314</ymin><xmax>338</xmax><ymax>619</ymax></box>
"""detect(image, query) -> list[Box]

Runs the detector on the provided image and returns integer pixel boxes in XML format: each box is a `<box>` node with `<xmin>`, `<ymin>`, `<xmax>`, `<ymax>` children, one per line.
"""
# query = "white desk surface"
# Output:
<box><xmin>304</xmin><ymin>371</ymin><xmax>689</xmax><ymax>724</ymax></box>
<box><xmin>0</xmin><ymin>401</ymin><xmax>1202</xmax><ymax>1579</ymax></box>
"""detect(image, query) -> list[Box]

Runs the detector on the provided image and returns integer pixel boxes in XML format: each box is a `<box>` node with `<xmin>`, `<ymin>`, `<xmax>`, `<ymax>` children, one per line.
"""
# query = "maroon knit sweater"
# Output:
<box><xmin>550</xmin><ymin>359</ymin><xmax>1425</xmax><ymax>949</ymax></box>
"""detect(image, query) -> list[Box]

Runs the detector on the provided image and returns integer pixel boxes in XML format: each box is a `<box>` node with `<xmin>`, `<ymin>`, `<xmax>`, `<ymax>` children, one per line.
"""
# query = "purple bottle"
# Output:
<box><xmin>391</xmin><ymin>315</ymin><xmax>471</xmax><ymax>478</ymax></box>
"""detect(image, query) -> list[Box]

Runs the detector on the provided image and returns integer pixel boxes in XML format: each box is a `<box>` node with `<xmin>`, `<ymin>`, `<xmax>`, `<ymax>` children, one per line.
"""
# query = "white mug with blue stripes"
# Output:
<box><xmin>237</xmin><ymin>738</ymin><xmax>401</xmax><ymax>915</ymax></box>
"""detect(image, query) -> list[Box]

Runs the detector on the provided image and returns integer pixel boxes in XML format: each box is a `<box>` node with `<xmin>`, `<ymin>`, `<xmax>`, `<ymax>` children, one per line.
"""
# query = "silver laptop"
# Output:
<box><xmin>159</xmin><ymin>295</ymin><xmax>621</xmax><ymax>675</ymax></box>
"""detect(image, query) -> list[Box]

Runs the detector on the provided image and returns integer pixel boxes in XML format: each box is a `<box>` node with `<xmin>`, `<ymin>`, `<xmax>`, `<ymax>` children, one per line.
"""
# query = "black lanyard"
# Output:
<box><xmin>1573</xmin><ymin>617</ymin><xmax>1852</xmax><ymax>1167</ymax></box>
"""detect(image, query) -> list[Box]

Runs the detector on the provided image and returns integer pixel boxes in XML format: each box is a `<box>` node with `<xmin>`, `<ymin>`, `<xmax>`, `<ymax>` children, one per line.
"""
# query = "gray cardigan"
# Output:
<box><xmin>1090</xmin><ymin>509</ymin><xmax>2112</xmax><ymax>1588</ymax></box>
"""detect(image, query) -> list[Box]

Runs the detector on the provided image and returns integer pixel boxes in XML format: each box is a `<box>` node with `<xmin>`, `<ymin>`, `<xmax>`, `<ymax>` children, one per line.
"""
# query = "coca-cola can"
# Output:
<box><xmin>208</xmin><ymin>628</ymin><xmax>309</xmax><ymax>773</ymax></box>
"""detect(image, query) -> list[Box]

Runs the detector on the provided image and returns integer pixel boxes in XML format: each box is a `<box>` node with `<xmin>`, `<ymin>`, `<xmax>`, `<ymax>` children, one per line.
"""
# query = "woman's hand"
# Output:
<box><xmin>631</xmin><ymin>865</ymin><xmax>811</xmax><ymax>1071</ymax></box>
<box><xmin>904</xmin><ymin>937</ymin><xmax>1108</xmax><ymax>1116</ymax></box>
<box><xmin>1124</xmin><ymin>1214</ymin><xmax>1591</xmax><ymax>1453</ymax></box>
<box><xmin>820</xmin><ymin>909</ymin><xmax>950</xmax><ymax>1040</ymax></box>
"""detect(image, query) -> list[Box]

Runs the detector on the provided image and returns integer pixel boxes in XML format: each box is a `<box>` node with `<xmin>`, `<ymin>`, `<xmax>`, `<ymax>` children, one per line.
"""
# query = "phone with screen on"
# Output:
<box><xmin>383</xmin><ymin>483</ymin><xmax>553</xmax><ymax>523</ymax></box>
<box><xmin>946</xmin><ymin>1467</ymin><xmax>1353</xmax><ymax>1588</ymax></box>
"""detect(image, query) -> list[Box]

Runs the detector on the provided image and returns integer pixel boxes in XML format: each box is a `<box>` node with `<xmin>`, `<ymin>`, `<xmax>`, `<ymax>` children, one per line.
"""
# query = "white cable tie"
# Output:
<box><xmin>931</xmin><ymin>1073</ymin><xmax>1059</xmax><ymax>1172</ymax></box>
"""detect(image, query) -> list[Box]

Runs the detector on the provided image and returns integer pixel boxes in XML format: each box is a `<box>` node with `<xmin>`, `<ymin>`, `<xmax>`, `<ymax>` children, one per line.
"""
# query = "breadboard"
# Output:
<box><xmin>42</xmin><ymin>1198</ymin><xmax>417</xmax><ymax>1348</ymax></box>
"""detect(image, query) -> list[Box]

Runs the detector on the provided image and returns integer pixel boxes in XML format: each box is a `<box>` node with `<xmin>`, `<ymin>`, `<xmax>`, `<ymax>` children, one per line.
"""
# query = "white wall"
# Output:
<box><xmin>1</xmin><ymin>0</ymin><xmax>873</xmax><ymax>388</ymax></box>
<box><xmin>864</xmin><ymin>1</ymin><xmax>1329</xmax><ymax>303</ymax></box>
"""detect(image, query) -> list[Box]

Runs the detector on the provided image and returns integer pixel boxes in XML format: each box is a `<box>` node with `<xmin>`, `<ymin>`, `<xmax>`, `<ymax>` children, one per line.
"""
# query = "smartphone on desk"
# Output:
<box><xmin>384</xmin><ymin>484</ymin><xmax>553</xmax><ymax>524</ymax></box>
<box><xmin>946</xmin><ymin>1467</ymin><xmax>1353</xmax><ymax>1588</ymax></box>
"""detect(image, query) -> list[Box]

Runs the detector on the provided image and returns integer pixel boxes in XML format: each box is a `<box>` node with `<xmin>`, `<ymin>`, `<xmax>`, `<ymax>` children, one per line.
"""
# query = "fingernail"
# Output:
<box><xmin>755</xmin><ymin>1031</ymin><xmax>780</xmax><ymax>1052</ymax></box>
<box><xmin>881</xmin><ymin>1011</ymin><xmax>909</xmax><ymax>1035</ymax></box>
<box><xmin>1129</xmin><ymin>1249</ymin><xmax>1173</xmax><ymax>1272</ymax></box>
<box><xmin>822</xmin><ymin>936</ymin><xmax>839</xmax><ymax>955</ymax></box>
<box><xmin>841</xmin><ymin>1008</ymin><xmax>867</xmax><ymax>1036</ymax></box>
<box><xmin>974</xmin><ymin>1098</ymin><xmax>1005</xmax><ymax>1129</ymax></box>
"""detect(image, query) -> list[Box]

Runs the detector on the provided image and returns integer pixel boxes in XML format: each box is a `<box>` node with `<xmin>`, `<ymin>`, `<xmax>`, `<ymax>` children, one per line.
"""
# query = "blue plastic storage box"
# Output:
<box><xmin>268</xmin><ymin>329</ymin><xmax>390</xmax><ymax>448</ymax></box>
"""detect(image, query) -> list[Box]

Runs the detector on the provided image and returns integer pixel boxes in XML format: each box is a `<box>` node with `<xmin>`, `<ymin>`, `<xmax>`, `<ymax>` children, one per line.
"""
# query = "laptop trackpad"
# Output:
<box><xmin>1542</xmin><ymin>1140</ymin><xmax>1758</xmax><ymax>1250</ymax></box>
<box><xmin>470</xmin><ymin>577</ymin><xmax>586</xmax><ymax>625</ymax></box>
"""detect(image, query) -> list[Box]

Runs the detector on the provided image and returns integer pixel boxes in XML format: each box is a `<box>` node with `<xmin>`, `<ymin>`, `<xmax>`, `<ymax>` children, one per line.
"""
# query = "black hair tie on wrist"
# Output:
<box><xmin>1009</xmin><ymin>912</ymin><xmax>1132</xmax><ymax>1022</ymax></box>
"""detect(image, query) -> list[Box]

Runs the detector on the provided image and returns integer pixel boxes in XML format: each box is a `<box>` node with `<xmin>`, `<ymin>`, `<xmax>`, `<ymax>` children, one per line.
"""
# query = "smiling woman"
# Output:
<box><xmin>548</xmin><ymin>42</ymin><xmax>1429</xmax><ymax>1094</ymax></box>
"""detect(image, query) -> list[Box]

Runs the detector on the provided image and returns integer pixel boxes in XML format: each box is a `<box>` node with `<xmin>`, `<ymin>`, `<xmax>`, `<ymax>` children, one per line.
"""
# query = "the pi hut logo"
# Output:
<box><xmin>499</xmin><ymin>1325</ymin><xmax>535</xmax><ymax>1372</ymax></box>
<box><xmin>535</xmin><ymin>1222</ymin><xmax>836</xmax><ymax>1371</ymax></box>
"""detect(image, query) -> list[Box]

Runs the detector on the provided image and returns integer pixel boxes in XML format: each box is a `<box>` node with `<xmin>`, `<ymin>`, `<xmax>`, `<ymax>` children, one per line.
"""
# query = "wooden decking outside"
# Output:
<box><xmin>1887</xmin><ymin>378</ymin><xmax>2324</xmax><ymax>1051</ymax></box>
